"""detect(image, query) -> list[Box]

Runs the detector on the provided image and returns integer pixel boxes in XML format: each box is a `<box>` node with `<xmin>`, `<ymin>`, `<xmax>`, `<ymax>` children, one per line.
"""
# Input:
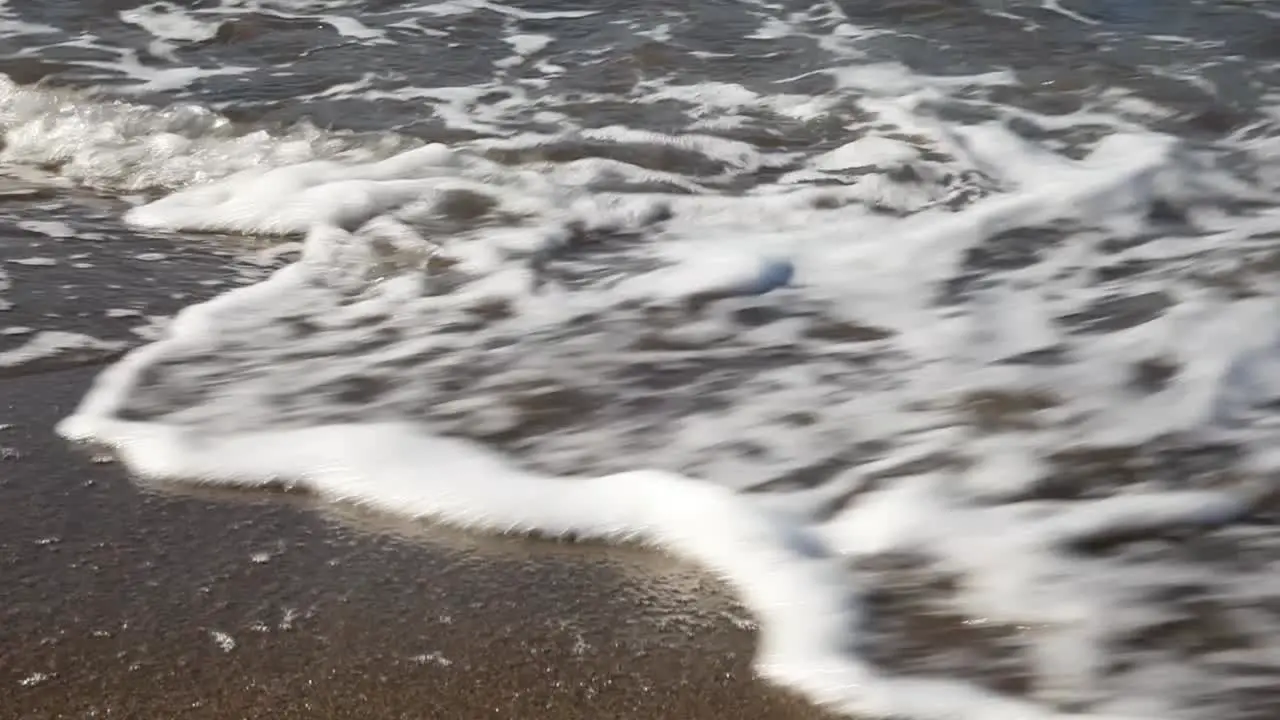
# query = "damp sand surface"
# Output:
<box><xmin>0</xmin><ymin>365</ymin><xmax>831</xmax><ymax>720</ymax></box>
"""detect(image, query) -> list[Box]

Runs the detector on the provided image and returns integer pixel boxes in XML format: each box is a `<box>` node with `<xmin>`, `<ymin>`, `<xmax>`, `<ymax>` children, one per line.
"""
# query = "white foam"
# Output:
<box><xmin>0</xmin><ymin>331</ymin><xmax>125</xmax><ymax>370</ymax></box>
<box><xmin>0</xmin><ymin>0</ymin><xmax>58</xmax><ymax>40</ymax></box>
<box><xmin>814</xmin><ymin>136</ymin><xmax>920</xmax><ymax>172</ymax></box>
<box><xmin>119</xmin><ymin>3</ymin><xmax>221</xmax><ymax>44</ymax></box>
<box><xmin>825</xmin><ymin>460</ymin><xmax>1258</xmax><ymax>715</ymax></box>
<box><xmin>505</xmin><ymin>33</ymin><xmax>552</xmax><ymax>56</ymax></box>
<box><xmin>209</xmin><ymin>630</ymin><xmax>236</xmax><ymax>653</ymax></box>
<box><xmin>53</xmin><ymin>117</ymin><xmax>1274</xmax><ymax>716</ymax></box>
<box><xmin>0</xmin><ymin>77</ymin><xmax>417</xmax><ymax>192</ymax></box>
<box><xmin>407</xmin><ymin>0</ymin><xmax>597</xmax><ymax>21</ymax></box>
<box><xmin>58</xmin><ymin>258</ymin><xmax>1158</xmax><ymax>720</ymax></box>
<box><xmin>16</xmin><ymin>220</ymin><xmax>77</xmax><ymax>238</ymax></box>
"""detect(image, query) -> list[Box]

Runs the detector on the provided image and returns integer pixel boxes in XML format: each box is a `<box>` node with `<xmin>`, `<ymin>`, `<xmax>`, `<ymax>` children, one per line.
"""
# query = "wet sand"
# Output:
<box><xmin>0</xmin><ymin>366</ymin><xmax>834</xmax><ymax>719</ymax></box>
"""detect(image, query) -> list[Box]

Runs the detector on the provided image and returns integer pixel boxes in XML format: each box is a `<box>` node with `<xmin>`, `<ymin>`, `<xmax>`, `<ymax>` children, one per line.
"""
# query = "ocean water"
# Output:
<box><xmin>4</xmin><ymin>1</ymin><xmax>1280</xmax><ymax>717</ymax></box>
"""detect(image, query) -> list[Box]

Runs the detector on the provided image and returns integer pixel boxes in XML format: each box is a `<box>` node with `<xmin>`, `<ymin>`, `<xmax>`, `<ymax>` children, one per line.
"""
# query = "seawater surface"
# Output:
<box><xmin>4</xmin><ymin>1</ymin><xmax>1280</xmax><ymax>718</ymax></box>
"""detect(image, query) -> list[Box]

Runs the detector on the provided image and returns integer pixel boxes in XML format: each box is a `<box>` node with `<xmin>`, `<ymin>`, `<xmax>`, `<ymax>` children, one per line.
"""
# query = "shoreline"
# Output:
<box><xmin>1</xmin><ymin>365</ymin><xmax>833</xmax><ymax>719</ymax></box>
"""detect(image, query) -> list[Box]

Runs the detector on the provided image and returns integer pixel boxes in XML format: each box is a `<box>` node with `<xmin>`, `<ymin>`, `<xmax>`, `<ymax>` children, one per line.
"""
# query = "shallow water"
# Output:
<box><xmin>4</xmin><ymin>1</ymin><xmax>1280</xmax><ymax>718</ymax></box>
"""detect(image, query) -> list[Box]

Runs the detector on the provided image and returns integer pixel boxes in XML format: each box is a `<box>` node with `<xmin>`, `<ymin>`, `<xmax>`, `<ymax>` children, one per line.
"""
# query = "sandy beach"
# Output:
<box><xmin>0</xmin><ymin>366</ymin><xmax>832</xmax><ymax>719</ymax></box>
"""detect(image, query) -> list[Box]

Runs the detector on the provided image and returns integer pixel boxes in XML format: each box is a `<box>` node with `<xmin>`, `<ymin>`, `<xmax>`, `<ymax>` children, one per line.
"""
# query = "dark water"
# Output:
<box><xmin>2</xmin><ymin>1</ymin><xmax>1277</xmax><ymax>144</ymax></box>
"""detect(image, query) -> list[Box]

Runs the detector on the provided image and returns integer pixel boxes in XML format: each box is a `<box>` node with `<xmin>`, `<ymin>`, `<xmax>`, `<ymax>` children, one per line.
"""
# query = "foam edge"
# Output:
<box><xmin>51</xmin><ymin>244</ymin><xmax>1155</xmax><ymax>720</ymax></box>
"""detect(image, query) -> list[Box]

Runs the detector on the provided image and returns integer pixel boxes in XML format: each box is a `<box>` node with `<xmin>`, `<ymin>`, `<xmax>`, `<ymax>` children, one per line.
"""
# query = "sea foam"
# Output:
<box><xmin>50</xmin><ymin>117</ymin><xmax>1277</xmax><ymax>719</ymax></box>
